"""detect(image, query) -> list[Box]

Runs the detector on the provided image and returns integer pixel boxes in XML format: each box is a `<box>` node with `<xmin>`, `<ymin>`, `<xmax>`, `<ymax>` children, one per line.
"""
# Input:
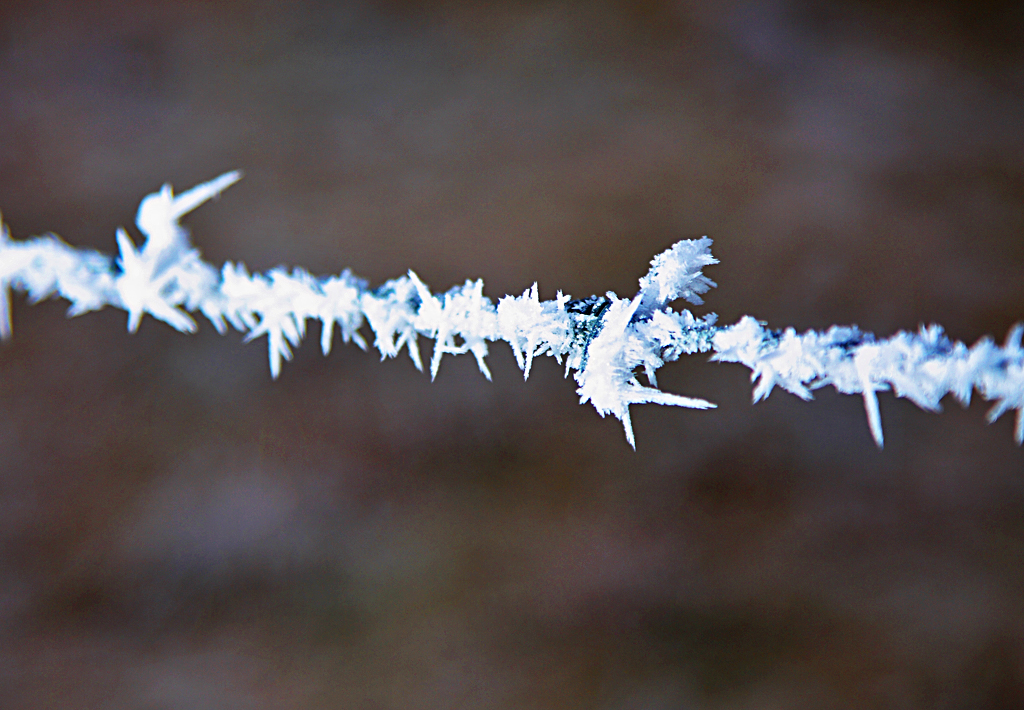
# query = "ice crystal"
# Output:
<box><xmin>1</xmin><ymin>172</ymin><xmax>1021</xmax><ymax>448</ymax></box>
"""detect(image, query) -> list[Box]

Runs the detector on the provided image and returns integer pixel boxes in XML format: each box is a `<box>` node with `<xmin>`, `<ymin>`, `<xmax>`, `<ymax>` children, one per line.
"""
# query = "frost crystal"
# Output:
<box><xmin>1</xmin><ymin>173</ymin><xmax>1021</xmax><ymax>448</ymax></box>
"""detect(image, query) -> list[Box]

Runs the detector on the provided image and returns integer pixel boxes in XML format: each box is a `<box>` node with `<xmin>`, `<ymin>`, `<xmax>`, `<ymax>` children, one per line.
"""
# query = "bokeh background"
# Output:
<box><xmin>1</xmin><ymin>1</ymin><xmax>1023</xmax><ymax>707</ymax></box>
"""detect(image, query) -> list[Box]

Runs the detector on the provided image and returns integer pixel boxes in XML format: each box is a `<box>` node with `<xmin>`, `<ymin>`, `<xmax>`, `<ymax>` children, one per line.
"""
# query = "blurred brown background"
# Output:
<box><xmin>1</xmin><ymin>1</ymin><xmax>1023</xmax><ymax>707</ymax></box>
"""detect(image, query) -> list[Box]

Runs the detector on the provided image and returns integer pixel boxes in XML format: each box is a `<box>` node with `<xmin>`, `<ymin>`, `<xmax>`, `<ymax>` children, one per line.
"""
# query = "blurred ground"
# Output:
<box><xmin>1</xmin><ymin>1</ymin><xmax>1023</xmax><ymax>708</ymax></box>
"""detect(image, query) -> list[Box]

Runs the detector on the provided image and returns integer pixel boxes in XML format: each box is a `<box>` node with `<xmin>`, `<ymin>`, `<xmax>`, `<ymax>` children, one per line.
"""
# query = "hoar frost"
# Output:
<box><xmin>1</xmin><ymin>173</ymin><xmax>1022</xmax><ymax>448</ymax></box>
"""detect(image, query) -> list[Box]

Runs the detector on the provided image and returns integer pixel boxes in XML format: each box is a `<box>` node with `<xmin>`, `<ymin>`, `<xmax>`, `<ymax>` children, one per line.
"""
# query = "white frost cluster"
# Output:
<box><xmin>1</xmin><ymin>172</ymin><xmax>1021</xmax><ymax>448</ymax></box>
<box><xmin>712</xmin><ymin>318</ymin><xmax>1024</xmax><ymax>447</ymax></box>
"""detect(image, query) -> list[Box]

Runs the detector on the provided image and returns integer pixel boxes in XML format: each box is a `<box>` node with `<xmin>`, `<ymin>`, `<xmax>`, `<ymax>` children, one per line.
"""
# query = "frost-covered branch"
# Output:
<box><xmin>1</xmin><ymin>173</ymin><xmax>1021</xmax><ymax>448</ymax></box>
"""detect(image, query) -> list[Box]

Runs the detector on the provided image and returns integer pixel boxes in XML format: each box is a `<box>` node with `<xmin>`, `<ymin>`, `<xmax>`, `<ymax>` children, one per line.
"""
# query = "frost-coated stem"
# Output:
<box><xmin>1</xmin><ymin>173</ymin><xmax>1021</xmax><ymax>448</ymax></box>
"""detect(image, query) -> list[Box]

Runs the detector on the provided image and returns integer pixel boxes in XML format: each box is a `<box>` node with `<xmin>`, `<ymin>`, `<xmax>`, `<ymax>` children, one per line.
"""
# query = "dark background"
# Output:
<box><xmin>1</xmin><ymin>1</ymin><xmax>1023</xmax><ymax>707</ymax></box>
